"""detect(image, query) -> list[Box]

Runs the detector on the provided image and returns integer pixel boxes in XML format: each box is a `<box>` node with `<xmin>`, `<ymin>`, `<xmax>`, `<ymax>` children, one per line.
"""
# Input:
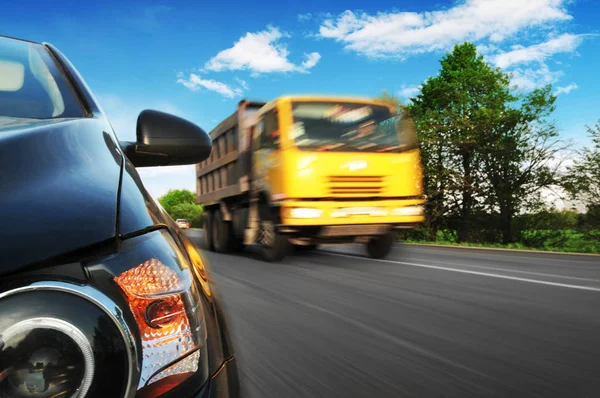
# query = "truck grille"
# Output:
<box><xmin>327</xmin><ymin>176</ymin><xmax>385</xmax><ymax>197</ymax></box>
<box><xmin>319</xmin><ymin>224</ymin><xmax>389</xmax><ymax>237</ymax></box>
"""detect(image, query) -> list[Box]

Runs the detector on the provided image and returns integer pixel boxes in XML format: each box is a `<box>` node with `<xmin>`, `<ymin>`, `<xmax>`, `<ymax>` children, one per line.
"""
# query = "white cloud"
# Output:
<box><xmin>491</xmin><ymin>34</ymin><xmax>582</xmax><ymax>68</ymax></box>
<box><xmin>398</xmin><ymin>84</ymin><xmax>421</xmax><ymax>99</ymax></box>
<box><xmin>555</xmin><ymin>83</ymin><xmax>578</xmax><ymax>95</ymax></box>
<box><xmin>235</xmin><ymin>77</ymin><xmax>249</xmax><ymax>90</ymax></box>
<box><xmin>177</xmin><ymin>74</ymin><xmax>243</xmax><ymax>98</ymax></box>
<box><xmin>476</xmin><ymin>43</ymin><xmax>500</xmax><ymax>55</ymax></box>
<box><xmin>204</xmin><ymin>27</ymin><xmax>321</xmax><ymax>74</ymax></box>
<box><xmin>318</xmin><ymin>0</ymin><xmax>572</xmax><ymax>58</ymax></box>
<box><xmin>298</xmin><ymin>13</ymin><xmax>312</xmax><ymax>22</ymax></box>
<box><xmin>300</xmin><ymin>52</ymin><xmax>321</xmax><ymax>70</ymax></box>
<box><xmin>509</xmin><ymin>64</ymin><xmax>561</xmax><ymax>91</ymax></box>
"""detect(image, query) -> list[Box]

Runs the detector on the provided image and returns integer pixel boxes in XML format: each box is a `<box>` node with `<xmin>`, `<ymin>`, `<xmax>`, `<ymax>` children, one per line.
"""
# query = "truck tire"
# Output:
<box><xmin>365</xmin><ymin>231</ymin><xmax>395</xmax><ymax>259</ymax></box>
<box><xmin>258</xmin><ymin>221</ymin><xmax>288</xmax><ymax>262</ymax></box>
<box><xmin>212</xmin><ymin>209</ymin><xmax>232</xmax><ymax>253</ymax></box>
<box><xmin>203</xmin><ymin>210</ymin><xmax>215</xmax><ymax>251</ymax></box>
<box><xmin>230</xmin><ymin>236</ymin><xmax>245</xmax><ymax>253</ymax></box>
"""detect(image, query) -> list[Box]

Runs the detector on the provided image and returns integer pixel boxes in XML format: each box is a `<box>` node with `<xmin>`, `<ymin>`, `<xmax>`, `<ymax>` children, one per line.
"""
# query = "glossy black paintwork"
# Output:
<box><xmin>0</xmin><ymin>117</ymin><xmax>122</xmax><ymax>274</ymax></box>
<box><xmin>118</xmin><ymin>158</ymin><xmax>166</xmax><ymax>236</ymax></box>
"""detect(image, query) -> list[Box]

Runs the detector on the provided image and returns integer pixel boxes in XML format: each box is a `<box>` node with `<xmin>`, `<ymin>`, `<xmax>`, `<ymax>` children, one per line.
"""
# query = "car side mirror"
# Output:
<box><xmin>120</xmin><ymin>110</ymin><xmax>212</xmax><ymax>167</ymax></box>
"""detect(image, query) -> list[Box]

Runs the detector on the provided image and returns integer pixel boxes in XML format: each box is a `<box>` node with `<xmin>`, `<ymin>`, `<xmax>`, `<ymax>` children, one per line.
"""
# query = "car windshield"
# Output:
<box><xmin>176</xmin><ymin>219</ymin><xmax>189</xmax><ymax>223</ymax></box>
<box><xmin>291</xmin><ymin>102</ymin><xmax>418</xmax><ymax>153</ymax></box>
<box><xmin>0</xmin><ymin>36</ymin><xmax>83</xmax><ymax>120</ymax></box>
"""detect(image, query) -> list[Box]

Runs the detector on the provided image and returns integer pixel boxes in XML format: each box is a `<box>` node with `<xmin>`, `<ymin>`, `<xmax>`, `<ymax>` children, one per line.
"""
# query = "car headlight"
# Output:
<box><xmin>289</xmin><ymin>208</ymin><xmax>322</xmax><ymax>219</ymax></box>
<box><xmin>0</xmin><ymin>286</ymin><xmax>132</xmax><ymax>398</ymax></box>
<box><xmin>0</xmin><ymin>229</ymin><xmax>209</xmax><ymax>398</ymax></box>
<box><xmin>0</xmin><ymin>318</ymin><xmax>94</xmax><ymax>398</ymax></box>
<box><xmin>391</xmin><ymin>205</ymin><xmax>424</xmax><ymax>216</ymax></box>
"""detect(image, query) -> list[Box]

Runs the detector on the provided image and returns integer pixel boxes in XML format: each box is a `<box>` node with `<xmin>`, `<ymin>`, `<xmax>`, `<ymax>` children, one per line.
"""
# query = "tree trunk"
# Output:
<box><xmin>500</xmin><ymin>201</ymin><xmax>513</xmax><ymax>244</ymax></box>
<box><xmin>457</xmin><ymin>152</ymin><xmax>473</xmax><ymax>243</ymax></box>
<box><xmin>431</xmin><ymin>142</ymin><xmax>445</xmax><ymax>240</ymax></box>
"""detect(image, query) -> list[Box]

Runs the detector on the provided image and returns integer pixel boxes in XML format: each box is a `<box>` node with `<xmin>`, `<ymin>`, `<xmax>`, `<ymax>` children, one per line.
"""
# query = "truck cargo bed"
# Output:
<box><xmin>196</xmin><ymin>100</ymin><xmax>264</xmax><ymax>206</ymax></box>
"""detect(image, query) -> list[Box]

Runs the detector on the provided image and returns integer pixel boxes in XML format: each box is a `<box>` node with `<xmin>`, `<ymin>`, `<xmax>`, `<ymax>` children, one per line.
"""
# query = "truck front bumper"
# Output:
<box><xmin>279</xmin><ymin>199</ymin><xmax>425</xmax><ymax>227</ymax></box>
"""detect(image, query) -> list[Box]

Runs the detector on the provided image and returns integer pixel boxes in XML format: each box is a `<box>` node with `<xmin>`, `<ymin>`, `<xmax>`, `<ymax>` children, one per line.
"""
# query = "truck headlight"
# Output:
<box><xmin>289</xmin><ymin>208</ymin><xmax>322</xmax><ymax>219</ymax></box>
<box><xmin>392</xmin><ymin>205</ymin><xmax>424</xmax><ymax>216</ymax></box>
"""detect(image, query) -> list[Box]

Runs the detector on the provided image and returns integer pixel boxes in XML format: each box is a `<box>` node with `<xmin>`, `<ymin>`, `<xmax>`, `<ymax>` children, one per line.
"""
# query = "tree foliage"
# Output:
<box><xmin>408</xmin><ymin>42</ymin><xmax>515</xmax><ymax>241</ymax></box>
<box><xmin>383</xmin><ymin>42</ymin><xmax>566</xmax><ymax>244</ymax></box>
<box><xmin>158</xmin><ymin>189</ymin><xmax>196</xmax><ymax>213</ymax></box>
<box><xmin>480</xmin><ymin>85</ymin><xmax>565</xmax><ymax>242</ymax></box>
<box><xmin>563</xmin><ymin>121</ymin><xmax>600</xmax><ymax>211</ymax></box>
<box><xmin>158</xmin><ymin>189</ymin><xmax>203</xmax><ymax>227</ymax></box>
<box><xmin>374</xmin><ymin>90</ymin><xmax>402</xmax><ymax>111</ymax></box>
<box><xmin>169</xmin><ymin>202</ymin><xmax>203</xmax><ymax>228</ymax></box>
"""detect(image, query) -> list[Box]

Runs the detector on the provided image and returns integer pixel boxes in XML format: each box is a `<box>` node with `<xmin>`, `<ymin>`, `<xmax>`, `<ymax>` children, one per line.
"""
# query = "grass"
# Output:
<box><xmin>402</xmin><ymin>229</ymin><xmax>600</xmax><ymax>254</ymax></box>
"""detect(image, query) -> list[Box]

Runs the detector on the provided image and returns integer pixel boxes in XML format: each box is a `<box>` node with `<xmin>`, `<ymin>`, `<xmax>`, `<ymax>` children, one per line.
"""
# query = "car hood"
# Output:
<box><xmin>0</xmin><ymin>117</ymin><xmax>123</xmax><ymax>275</ymax></box>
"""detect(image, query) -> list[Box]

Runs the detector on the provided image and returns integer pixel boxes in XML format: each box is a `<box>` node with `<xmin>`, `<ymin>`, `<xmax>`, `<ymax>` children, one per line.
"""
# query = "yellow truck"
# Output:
<box><xmin>196</xmin><ymin>96</ymin><xmax>424</xmax><ymax>261</ymax></box>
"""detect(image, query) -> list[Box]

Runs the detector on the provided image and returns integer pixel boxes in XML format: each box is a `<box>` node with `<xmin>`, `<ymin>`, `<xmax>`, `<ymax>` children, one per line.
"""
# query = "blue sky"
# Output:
<box><xmin>2</xmin><ymin>0</ymin><xmax>599</xmax><ymax>198</ymax></box>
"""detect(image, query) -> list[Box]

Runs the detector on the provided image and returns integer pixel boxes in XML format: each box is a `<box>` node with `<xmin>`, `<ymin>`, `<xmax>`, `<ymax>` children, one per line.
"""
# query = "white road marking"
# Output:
<box><xmin>323</xmin><ymin>252</ymin><xmax>600</xmax><ymax>292</ymax></box>
<box><xmin>412</xmin><ymin>258</ymin><xmax>600</xmax><ymax>282</ymax></box>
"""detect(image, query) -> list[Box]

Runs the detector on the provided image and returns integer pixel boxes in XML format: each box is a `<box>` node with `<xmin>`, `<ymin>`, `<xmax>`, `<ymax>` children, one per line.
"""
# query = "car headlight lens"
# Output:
<box><xmin>391</xmin><ymin>205</ymin><xmax>424</xmax><ymax>216</ymax></box>
<box><xmin>289</xmin><ymin>208</ymin><xmax>322</xmax><ymax>219</ymax></box>
<box><xmin>0</xmin><ymin>286</ymin><xmax>132</xmax><ymax>398</ymax></box>
<box><xmin>0</xmin><ymin>318</ymin><xmax>94</xmax><ymax>398</ymax></box>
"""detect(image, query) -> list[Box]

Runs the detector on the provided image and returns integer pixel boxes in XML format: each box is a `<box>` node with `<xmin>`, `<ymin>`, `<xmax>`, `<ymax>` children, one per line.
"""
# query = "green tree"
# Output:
<box><xmin>563</xmin><ymin>121</ymin><xmax>600</xmax><ymax>212</ymax></box>
<box><xmin>158</xmin><ymin>189</ymin><xmax>203</xmax><ymax>227</ymax></box>
<box><xmin>409</xmin><ymin>42</ymin><xmax>514</xmax><ymax>242</ymax></box>
<box><xmin>169</xmin><ymin>202</ymin><xmax>204</xmax><ymax>228</ymax></box>
<box><xmin>481</xmin><ymin>85</ymin><xmax>565</xmax><ymax>243</ymax></box>
<box><xmin>374</xmin><ymin>90</ymin><xmax>402</xmax><ymax>111</ymax></box>
<box><xmin>583</xmin><ymin>205</ymin><xmax>600</xmax><ymax>229</ymax></box>
<box><xmin>158</xmin><ymin>189</ymin><xmax>196</xmax><ymax>213</ymax></box>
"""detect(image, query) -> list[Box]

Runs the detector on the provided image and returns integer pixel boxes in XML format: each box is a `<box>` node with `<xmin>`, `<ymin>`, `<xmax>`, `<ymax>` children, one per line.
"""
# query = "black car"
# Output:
<box><xmin>0</xmin><ymin>35</ymin><xmax>239</xmax><ymax>398</ymax></box>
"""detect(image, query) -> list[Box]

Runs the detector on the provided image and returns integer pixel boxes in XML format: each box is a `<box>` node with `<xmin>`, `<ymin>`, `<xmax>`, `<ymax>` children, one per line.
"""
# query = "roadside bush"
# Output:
<box><xmin>159</xmin><ymin>189</ymin><xmax>196</xmax><ymax>214</ymax></box>
<box><xmin>169</xmin><ymin>202</ymin><xmax>203</xmax><ymax>228</ymax></box>
<box><xmin>518</xmin><ymin>230</ymin><xmax>570</xmax><ymax>249</ymax></box>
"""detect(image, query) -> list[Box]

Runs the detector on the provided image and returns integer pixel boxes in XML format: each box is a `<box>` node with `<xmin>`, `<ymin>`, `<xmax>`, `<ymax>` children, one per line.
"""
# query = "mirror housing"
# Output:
<box><xmin>121</xmin><ymin>110</ymin><xmax>212</xmax><ymax>167</ymax></box>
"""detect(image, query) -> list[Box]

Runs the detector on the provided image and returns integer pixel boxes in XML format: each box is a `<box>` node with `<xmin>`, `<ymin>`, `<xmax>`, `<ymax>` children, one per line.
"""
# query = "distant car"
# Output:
<box><xmin>177</xmin><ymin>218</ymin><xmax>191</xmax><ymax>229</ymax></box>
<box><xmin>0</xmin><ymin>35</ymin><xmax>240</xmax><ymax>398</ymax></box>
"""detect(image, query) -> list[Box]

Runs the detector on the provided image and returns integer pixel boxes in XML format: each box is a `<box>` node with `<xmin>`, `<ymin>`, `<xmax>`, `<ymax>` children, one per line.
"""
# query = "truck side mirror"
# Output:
<box><xmin>120</xmin><ymin>110</ymin><xmax>212</xmax><ymax>167</ymax></box>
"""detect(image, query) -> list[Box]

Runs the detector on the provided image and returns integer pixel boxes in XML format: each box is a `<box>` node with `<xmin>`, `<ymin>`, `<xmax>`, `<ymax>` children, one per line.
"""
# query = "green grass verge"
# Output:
<box><xmin>400</xmin><ymin>229</ymin><xmax>600</xmax><ymax>254</ymax></box>
<box><xmin>403</xmin><ymin>239</ymin><xmax>600</xmax><ymax>254</ymax></box>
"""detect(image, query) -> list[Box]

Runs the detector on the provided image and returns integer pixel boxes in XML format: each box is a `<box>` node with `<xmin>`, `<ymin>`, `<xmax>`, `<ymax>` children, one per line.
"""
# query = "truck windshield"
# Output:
<box><xmin>291</xmin><ymin>102</ymin><xmax>418</xmax><ymax>153</ymax></box>
<box><xmin>0</xmin><ymin>36</ymin><xmax>83</xmax><ymax>120</ymax></box>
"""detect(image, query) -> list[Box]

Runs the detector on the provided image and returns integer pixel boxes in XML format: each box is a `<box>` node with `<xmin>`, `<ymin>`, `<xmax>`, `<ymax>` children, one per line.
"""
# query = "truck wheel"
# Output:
<box><xmin>365</xmin><ymin>231</ymin><xmax>395</xmax><ymax>259</ymax></box>
<box><xmin>212</xmin><ymin>209</ymin><xmax>232</xmax><ymax>253</ymax></box>
<box><xmin>203</xmin><ymin>210</ymin><xmax>215</xmax><ymax>251</ymax></box>
<box><xmin>230</xmin><ymin>235</ymin><xmax>245</xmax><ymax>253</ymax></box>
<box><xmin>259</xmin><ymin>221</ymin><xmax>288</xmax><ymax>262</ymax></box>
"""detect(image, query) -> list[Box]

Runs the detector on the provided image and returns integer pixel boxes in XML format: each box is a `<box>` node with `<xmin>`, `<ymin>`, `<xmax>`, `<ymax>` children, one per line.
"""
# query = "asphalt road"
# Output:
<box><xmin>186</xmin><ymin>230</ymin><xmax>600</xmax><ymax>398</ymax></box>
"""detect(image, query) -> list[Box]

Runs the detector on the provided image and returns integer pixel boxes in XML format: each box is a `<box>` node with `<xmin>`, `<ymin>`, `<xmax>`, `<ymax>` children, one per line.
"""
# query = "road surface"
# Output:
<box><xmin>186</xmin><ymin>230</ymin><xmax>600</xmax><ymax>398</ymax></box>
